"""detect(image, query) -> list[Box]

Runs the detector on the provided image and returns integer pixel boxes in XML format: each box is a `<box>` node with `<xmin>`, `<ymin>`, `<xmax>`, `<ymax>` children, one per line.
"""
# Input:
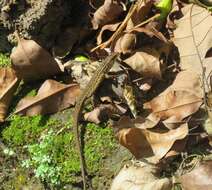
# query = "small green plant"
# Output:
<box><xmin>0</xmin><ymin>53</ymin><xmax>11</xmax><ymax>67</ymax></box>
<box><xmin>22</xmin><ymin>130</ymin><xmax>61</xmax><ymax>185</ymax></box>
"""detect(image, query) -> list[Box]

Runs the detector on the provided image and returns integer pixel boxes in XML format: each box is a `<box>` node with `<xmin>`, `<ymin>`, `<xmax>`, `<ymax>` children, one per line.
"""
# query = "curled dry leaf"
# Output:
<box><xmin>113</xmin><ymin>1</ymin><xmax>153</xmax><ymax>54</ymax></box>
<box><xmin>11</xmin><ymin>38</ymin><xmax>62</xmax><ymax>81</ymax></box>
<box><xmin>84</xmin><ymin>103</ymin><xmax>125</xmax><ymax>124</ymax></box>
<box><xmin>114</xmin><ymin>116</ymin><xmax>188</xmax><ymax>161</ymax></box>
<box><xmin>97</xmin><ymin>22</ymin><xmax>121</xmax><ymax>45</ymax></box>
<box><xmin>15</xmin><ymin>80</ymin><xmax>80</xmax><ymax>116</ymax></box>
<box><xmin>173</xmin><ymin>5</ymin><xmax>212</xmax><ymax>88</ymax></box>
<box><xmin>91</xmin><ymin>0</ymin><xmax>124</xmax><ymax>30</ymax></box>
<box><xmin>144</xmin><ymin>71</ymin><xmax>203</xmax><ymax>129</ymax></box>
<box><xmin>124</xmin><ymin>47</ymin><xmax>166</xmax><ymax>79</ymax></box>
<box><xmin>0</xmin><ymin>68</ymin><xmax>19</xmax><ymax>122</ymax></box>
<box><xmin>179</xmin><ymin>160</ymin><xmax>212</xmax><ymax>190</ymax></box>
<box><xmin>111</xmin><ymin>163</ymin><xmax>172</xmax><ymax>190</ymax></box>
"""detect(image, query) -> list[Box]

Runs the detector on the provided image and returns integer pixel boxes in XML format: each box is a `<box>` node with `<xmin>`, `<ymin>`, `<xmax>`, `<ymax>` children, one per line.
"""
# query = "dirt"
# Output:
<box><xmin>0</xmin><ymin>0</ymin><xmax>86</xmax><ymax>49</ymax></box>
<box><xmin>51</xmin><ymin>109</ymin><xmax>133</xmax><ymax>190</ymax></box>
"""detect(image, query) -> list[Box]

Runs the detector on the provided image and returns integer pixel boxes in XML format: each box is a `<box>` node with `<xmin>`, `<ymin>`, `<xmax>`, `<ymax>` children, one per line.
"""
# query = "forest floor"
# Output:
<box><xmin>0</xmin><ymin>0</ymin><xmax>212</xmax><ymax>190</ymax></box>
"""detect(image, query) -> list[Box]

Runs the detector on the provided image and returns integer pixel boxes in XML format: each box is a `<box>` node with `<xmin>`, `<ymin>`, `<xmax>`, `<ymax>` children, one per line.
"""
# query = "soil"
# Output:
<box><xmin>0</xmin><ymin>0</ymin><xmax>87</xmax><ymax>49</ymax></box>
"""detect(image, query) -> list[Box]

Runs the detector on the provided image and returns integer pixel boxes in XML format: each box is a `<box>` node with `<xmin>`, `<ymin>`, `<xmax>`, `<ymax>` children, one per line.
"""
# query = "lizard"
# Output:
<box><xmin>73</xmin><ymin>52</ymin><xmax>119</xmax><ymax>190</ymax></box>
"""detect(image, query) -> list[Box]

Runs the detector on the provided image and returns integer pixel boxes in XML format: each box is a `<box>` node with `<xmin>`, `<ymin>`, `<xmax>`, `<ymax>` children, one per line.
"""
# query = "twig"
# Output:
<box><xmin>125</xmin><ymin>13</ymin><xmax>160</xmax><ymax>33</ymax></box>
<box><xmin>91</xmin><ymin>0</ymin><xmax>143</xmax><ymax>52</ymax></box>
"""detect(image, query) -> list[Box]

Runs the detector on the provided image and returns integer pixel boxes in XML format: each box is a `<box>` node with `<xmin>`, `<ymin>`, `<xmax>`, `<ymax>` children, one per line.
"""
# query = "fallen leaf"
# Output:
<box><xmin>15</xmin><ymin>80</ymin><xmax>80</xmax><ymax>116</ymax></box>
<box><xmin>0</xmin><ymin>68</ymin><xmax>19</xmax><ymax>122</ymax></box>
<box><xmin>91</xmin><ymin>0</ymin><xmax>124</xmax><ymax>30</ymax></box>
<box><xmin>114</xmin><ymin>116</ymin><xmax>188</xmax><ymax>161</ymax></box>
<box><xmin>97</xmin><ymin>22</ymin><xmax>121</xmax><ymax>45</ymax></box>
<box><xmin>144</xmin><ymin>71</ymin><xmax>203</xmax><ymax>129</ymax></box>
<box><xmin>124</xmin><ymin>47</ymin><xmax>166</xmax><ymax>79</ymax></box>
<box><xmin>164</xmin><ymin>138</ymin><xmax>187</xmax><ymax>158</ymax></box>
<box><xmin>113</xmin><ymin>1</ymin><xmax>153</xmax><ymax>53</ymax></box>
<box><xmin>173</xmin><ymin>5</ymin><xmax>212</xmax><ymax>88</ymax></box>
<box><xmin>180</xmin><ymin>160</ymin><xmax>212</xmax><ymax>190</ymax></box>
<box><xmin>84</xmin><ymin>103</ymin><xmax>125</xmax><ymax>124</ymax></box>
<box><xmin>11</xmin><ymin>37</ymin><xmax>62</xmax><ymax>81</ymax></box>
<box><xmin>110</xmin><ymin>163</ymin><xmax>172</xmax><ymax>190</ymax></box>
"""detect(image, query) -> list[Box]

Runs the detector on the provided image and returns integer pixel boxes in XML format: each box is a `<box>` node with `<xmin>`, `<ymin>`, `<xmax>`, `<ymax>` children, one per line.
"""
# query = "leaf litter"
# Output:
<box><xmin>1</xmin><ymin>0</ymin><xmax>212</xmax><ymax>189</ymax></box>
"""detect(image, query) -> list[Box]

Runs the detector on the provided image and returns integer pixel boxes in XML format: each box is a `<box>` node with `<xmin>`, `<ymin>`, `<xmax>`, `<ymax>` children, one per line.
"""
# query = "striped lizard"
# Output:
<box><xmin>73</xmin><ymin>53</ymin><xmax>119</xmax><ymax>190</ymax></box>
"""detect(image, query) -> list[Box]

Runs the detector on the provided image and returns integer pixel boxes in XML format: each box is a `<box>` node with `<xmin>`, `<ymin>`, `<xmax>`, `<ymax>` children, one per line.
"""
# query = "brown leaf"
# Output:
<box><xmin>180</xmin><ymin>160</ymin><xmax>212</xmax><ymax>190</ymax></box>
<box><xmin>91</xmin><ymin>0</ymin><xmax>124</xmax><ymax>30</ymax></box>
<box><xmin>113</xmin><ymin>1</ymin><xmax>153</xmax><ymax>53</ymax></box>
<box><xmin>84</xmin><ymin>104</ymin><xmax>124</xmax><ymax>124</ymax></box>
<box><xmin>15</xmin><ymin>80</ymin><xmax>80</xmax><ymax>116</ymax></box>
<box><xmin>111</xmin><ymin>162</ymin><xmax>172</xmax><ymax>190</ymax></box>
<box><xmin>113</xmin><ymin>33</ymin><xmax>137</xmax><ymax>54</ymax></box>
<box><xmin>126</xmin><ymin>20</ymin><xmax>168</xmax><ymax>43</ymax></box>
<box><xmin>0</xmin><ymin>68</ymin><xmax>19</xmax><ymax>122</ymax></box>
<box><xmin>114</xmin><ymin>116</ymin><xmax>188</xmax><ymax>161</ymax></box>
<box><xmin>97</xmin><ymin>22</ymin><xmax>121</xmax><ymax>45</ymax></box>
<box><xmin>144</xmin><ymin>71</ymin><xmax>203</xmax><ymax>128</ymax></box>
<box><xmin>173</xmin><ymin>5</ymin><xmax>212</xmax><ymax>88</ymax></box>
<box><xmin>124</xmin><ymin>47</ymin><xmax>166</xmax><ymax>79</ymax></box>
<box><xmin>164</xmin><ymin>138</ymin><xmax>187</xmax><ymax>158</ymax></box>
<box><xmin>11</xmin><ymin>37</ymin><xmax>62</xmax><ymax>81</ymax></box>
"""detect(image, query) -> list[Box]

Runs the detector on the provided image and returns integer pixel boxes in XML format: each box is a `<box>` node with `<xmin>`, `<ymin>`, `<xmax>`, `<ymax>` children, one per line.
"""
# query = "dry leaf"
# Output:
<box><xmin>124</xmin><ymin>47</ymin><xmax>166</xmax><ymax>79</ymax></box>
<box><xmin>91</xmin><ymin>0</ymin><xmax>124</xmax><ymax>30</ymax></box>
<box><xmin>15</xmin><ymin>80</ymin><xmax>80</xmax><ymax>116</ymax></box>
<box><xmin>84</xmin><ymin>104</ymin><xmax>123</xmax><ymax>124</ymax></box>
<box><xmin>97</xmin><ymin>22</ymin><xmax>121</xmax><ymax>45</ymax></box>
<box><xmin>114</xmin><ymin>116</ymin><xmax>188</xmax><ymax>161</ymax></box>
<box><xmin>144</xmin><ymin>71</ymin><xmax>203</xmax><ymax>128</ymax></box>
<box><xmin>111</xmin><ymin>163</ymin><xmax>172</xmax><ymax>190</ymax></box>
<box><xmin>11</xmin><ymin>38</ymin><xmax>62</xmax><ymax>81</ymax></box>
<box><xmin>0</xmin><ymin>68</ymin><xmax>19</xmax><ymax>122</ymax></box>
<box><xmin>180</xmin><ymin>160</ymin><xmax>212</xmax><ymax>190</ymax></box>
<box><xmin>113</xmin><ymin>1</ymin><xmax>152</xmax><ymax>53</ymax></box>
<box><xmin>173</xmin><ymin>5</ymin><xmax>212</xmax><ymax>88</ymax></box>
<box><xmin>164</xmin><ymin>138</ymin><xmax>187</xmax><ymax>158</ymax></box>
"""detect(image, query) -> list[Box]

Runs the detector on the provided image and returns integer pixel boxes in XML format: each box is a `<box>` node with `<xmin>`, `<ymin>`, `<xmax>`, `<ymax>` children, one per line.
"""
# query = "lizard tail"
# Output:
<box><xmin>73</xmin><ymin>115</ymin><xmax>87</xmax><ymax>190</ymax></box>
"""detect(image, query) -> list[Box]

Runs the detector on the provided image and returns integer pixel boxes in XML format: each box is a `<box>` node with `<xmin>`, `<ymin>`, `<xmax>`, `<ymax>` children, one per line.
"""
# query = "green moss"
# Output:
<box><xmin>2</xmin><ymin>114</ymin><xmax>117</xmax><ymax>186</ymax></box>
<box><xmin>0</xmin><ymin>53</ymin><xmax>11</xmax><ymax>67</ymax></box>
<box><xmin>2</xmin><ymin>115</ymin><xmax>55</xmax><ymax>146</ymax></box>
<box><xmin>85</xmin><ymin>123</ymin><xmax>117</xmax><ymax>173</ymax></box>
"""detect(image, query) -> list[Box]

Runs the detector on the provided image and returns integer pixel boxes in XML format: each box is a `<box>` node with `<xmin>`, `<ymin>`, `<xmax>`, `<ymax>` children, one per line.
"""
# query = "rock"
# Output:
<box><xmin>0</xmin><ymin>0</ymin><xmax>85</xmax><ymax>49</ymax></box>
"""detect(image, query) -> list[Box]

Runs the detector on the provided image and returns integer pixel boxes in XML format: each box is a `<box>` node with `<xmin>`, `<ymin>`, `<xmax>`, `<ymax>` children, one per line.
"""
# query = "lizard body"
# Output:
<box><xmin>73</xmin><ymin>53</ymin><xmax>119</xmax><ymax>190</ymax></box>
